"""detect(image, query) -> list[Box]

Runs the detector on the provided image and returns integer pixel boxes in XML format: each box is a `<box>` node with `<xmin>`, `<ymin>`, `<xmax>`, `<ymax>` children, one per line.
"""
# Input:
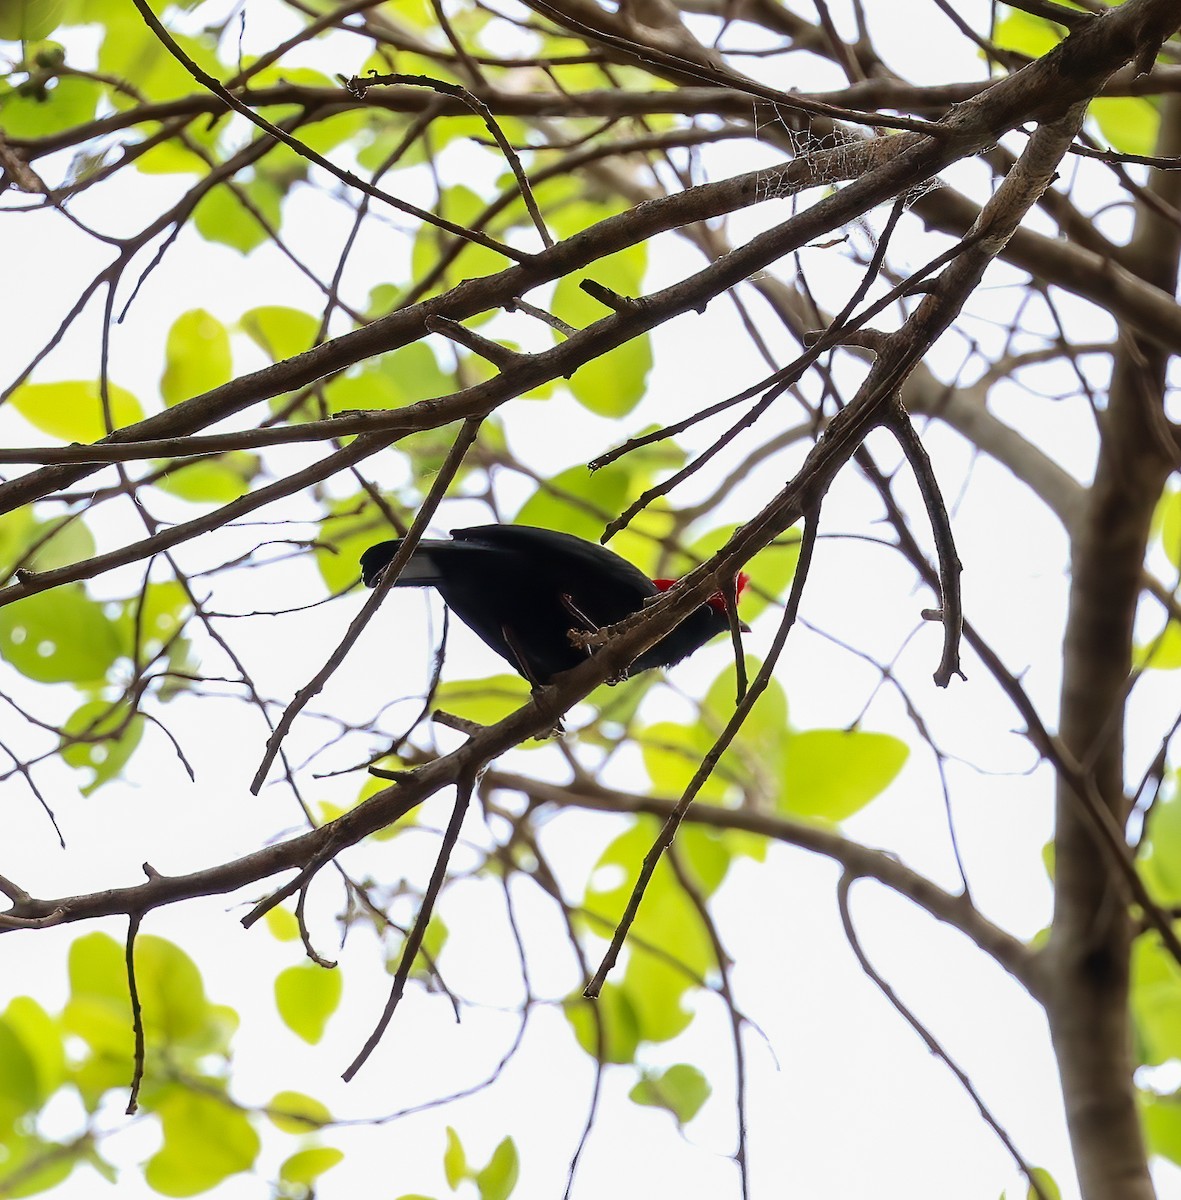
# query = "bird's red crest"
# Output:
<box><xmin>653</xmin><ymin>572</ymin><xmax>750</xmax><ymax>613</ymax></box>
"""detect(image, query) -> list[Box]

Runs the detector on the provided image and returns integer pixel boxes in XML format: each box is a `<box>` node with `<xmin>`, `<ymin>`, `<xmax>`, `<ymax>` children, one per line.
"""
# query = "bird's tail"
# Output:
<box><xmin>359</xmin><ymin>539</ymin><xmax>445</xmax><ymax>587</ymax></box>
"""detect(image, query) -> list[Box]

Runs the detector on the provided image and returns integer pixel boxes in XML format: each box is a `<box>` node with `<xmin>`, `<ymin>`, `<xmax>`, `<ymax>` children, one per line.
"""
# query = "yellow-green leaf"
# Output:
<box><xmin>274</xmin><ymin>963</ymin><xmax>342</xmax><ymax>1044</ymax></box>
<box><xmin>564</xmin><ymin>984</ymin><xmax>640</xmax><ymax>1064</ymax></box>
<box><xmin>476</xmin><ymin>1137</ymin><xmax>519</xmax><ymax>1200</ymax></box>
<box><xmin>9</xmin><ymin>379</ymin><xmax>143</xmax><ymax>442</ymax></box>
<box><xmin>240</xmin><ymin>306</ymin><xmax>320</xmax><ymax>362</ymax></box>
<box><xmin>160</xmin><ymin>309</ymin><xmax>232</xmax><ymax>406</ymax></box>
<box><xmin>629</xmin><ymin>1063</ymin><xmax>710</xmax><ymax>1126</ymax></box>
<box><xmin>193</xmin><ymin>176</ymin><xmax>283</xmax><ymax>254</ymax></box>
<box><xmin>0</xmin><ymin>585</ymin><xmax>123</xmax><ymax>684</ymax></box>
<box><xmin>0</xmin><ymin>73</ymin><xmax>96</xmax><ymax>137</ymax></box>
<box><xmin>1090</xmin><ymin>97</ymin><xmax>1160</xmax><ymax>158</ymax></box>
<box><xmin>444</xmin><ymin>1126</ymin><xmax>467</xmax><ymax>1188</ymax></box>
<box><xmin>0</xmin><ymin>0</ymin><xmax>66</xmax><ymax>39</ymax></box>
<box><xmin>61</xmin><ymin>699</ymin><xmax>144</xmax><ymax>794</ymax></box>
<box><xmin>144</xmin><ymin>1089</ymin><xmax>260</xmax><ymax>1197</ymax></box>
<box><xmin>279</xmin><ymin>1146</ymin><xmax>345</xmax><ymax>1187</ymax></box>
<box><xmin>432</xmin><ymin>676</ymin><xmax>533</xmax><ymax>727</ymax></box>
<box><xmin>264</xmin><ymin>908</ymin><xmax>301</xmax><ymax>943</ymax></box>
<box><xmin>267</xmin><ymin>1090</ymin><xmax>331</xmax><ymax>1134</ymax></box>
<box><xmin>781</xmin><ymin>729</ymin><xmax>908</xmax><ymax>821</ymax></box>
<box><xmin>153</xmin><ymin>452</ymin><xmax>260</xmax><ymax>504</ymax></box>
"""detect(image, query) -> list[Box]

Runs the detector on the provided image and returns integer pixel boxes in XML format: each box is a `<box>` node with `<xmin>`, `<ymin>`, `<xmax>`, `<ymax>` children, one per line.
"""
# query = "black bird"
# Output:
<box><xmin>360</xmin><ymin>524</ymin><xmax>749</xmax><ymax>685</ymax></box>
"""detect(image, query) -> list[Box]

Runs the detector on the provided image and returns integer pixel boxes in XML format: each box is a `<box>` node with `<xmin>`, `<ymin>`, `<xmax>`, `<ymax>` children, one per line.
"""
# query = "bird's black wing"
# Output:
<box><xmin>449</xmin><ymin>524</ymin><xmax>659</xmax><ymax>599</ymax></box>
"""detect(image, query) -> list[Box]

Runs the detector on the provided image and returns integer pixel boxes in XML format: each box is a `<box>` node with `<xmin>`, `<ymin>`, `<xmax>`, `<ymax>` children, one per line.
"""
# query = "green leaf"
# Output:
<box><xmin>264</xmin><ymin>908</ymin><xmax>301</xmax><ymax>943</ymax></box>
<box><xmin>374</xmin><ymin>342</ymin><xmax>454</xmax><ymax>407</ymax></box>
<box><xmin>1090</xmin><ymin>97</ymin><xmax>1160</xmax><ymax>158</ymax></box>
<box><xmin>579</xmin><ymin>820</ymin><xmax>723</xmax><ymax>1044</ymax></box>
<box><xmin>323</xmin><ymin>365</ymin><xmax>403</xmax><ymax>415</ymax></box>
<box><xmin>514</xmin><ymin>465</ymin><xmax>626</xmax><ymax>543</ymax></box>
<box><xmin>315</xmin><ymin>494</ymin><xmax>403</xmax><ymax>594</ymax></box>
<box><xmin>0</xmin><ymin>509</ymin><xmax>94</xmax><ymax>579</ymax></box>
<box><xmin>160</xmin><ymin>309</ymin><xmax>232</xmax><ymax>406</ymax></box>
<box><xmin>64</xmin><ymin>931</ymin><xmax>132</xmax><ymax>1039</ymax></box>
<box><xmin>135</xmin><ymin>139</ymin><xmax>208</xmax><ymax>176</ymax></box>
<box><xmin>780</xmin><ymin>729</ymin><xmax>908</xmax><ymax>822</ymax></box>
<box><xmin>476</xmin><ymin>1136</ymin><xmax>519</xmax><ymax>1200</ymax></box>
<box><xmin>1140</xmin><ymin>788</ymin><xmax>1181</xmax><ymax>906</ymax></box>
<box><xmin>9</xmin><ymin>379</ymin><xmax>143</xmax><ymax>442</ymax></box>
<box><xmin>0</xmin><ymin>1019</ymin><xmax>41</xmax><ymax>1128</ymax></box>
<box><xmin>687</xmin><ymin>524</ymin><xmax>800</xmax><ymax>621</ymax></box>
<box><xmin>116</xmin><ymin>579</ymin><xmax>191</xmax><ymax>659</ymax></box>
<box><xmin>0</xmin><ymin>73</ymin><xmax>96</xmax><ymax>137</ymax></box>
<box><xmin>1023</xmin><ymin>1167</ymin><xmax>1061</xmax><ymax>1200</ymax></box>
<box><xmin>134</xmin><ymin>936</ymin><xmax>210</xmax><ymax>1044</ymax></box>
<box><xmin>193</xmin><ymin>175</ymin><xmax>284</xmax><ymax>254</ymax></box>
<box><xmin>267</xmin><ymin>1090</ymin><xmax>331</xmax><ymax>1134</ymax></box>
<box><xmin>153</xmin><ymin>452</ymin><xmax>260</xmax><ymax>504</ymax></box>
<box><xmin>1132</xmin><ymin>939</ymin><xmax>1181</xmax><ymax>1066</ymax></box>
<box><xmin>63</xmin><ymin>931</ymin><xmax>220</xmax><ymax>1086</ymax></box>
<box><xmin>993</xmin><ymin>9</ymin><xmax>1062</xmax><ymax>58</ymax></box>
<box><xmin>406</xmin><ymin>915</ymin><xmax>448</xmax><ymax>978</ymax></box>
<box><xmin>0</xmin><ymin>1132</ymin><xmax>78</xmax><ymax>1197</ymax></box>
<box><xmin>63</xmin><ymin>1004</ymin><xmax>134</xmax><ymax>1107</ymax></box>
<box><xmin>144</xmin><ymin>1089</ymin><xmax>261</xmax><ymax>1197</ymax></box>
<box><xmin>629</xmin><ymin>1063</ymin><xmax>710</xmax><ymax>1126</ymax></box>
<box><xmin>240</xmin><ymin>306</ymin><xmax>320</xmax><ymax>362</ymax></box>
<box><xmin>444</xmin><ymin>1126</ymin><xmax>467</xmax><ymax>1189</ymax></box>
<box><xmin>432</xmin><ymin>676</ymin><xmax>533</xmax><ymax>727</ymax></box>
<box><xmin>1157</xmin><ymin>489</ymin><xmax>1181</xmax><ymax>570</ymax></box>
<box><xmin>274</xmin><ymin>963</ymin><xmax>342</xmax><ymax>1044</ymax></box>
<box><xmin>551</xmin><ymin>244</ymin><xmax>650</xmax><ymax>416</ymax></box>
<box><xmin>639</xmin><ymin>720</ymin><xmax>733</xmax><ymax>804</ymax></box>
<box><xmin>621</xmin><ymin>952</ymin><xmax>693</xmax><ymax>1044</ymax></box>
<box><xmin>1143</xmin><ymin>1092</ymin><xmax>1181</xmax><ymax>1166</ymax></box>
<box><xmin>61</xmin><ymin>699</ymin><xmax>144</xmax><ymax>795</ymax></box>
<box><xmin>704</xmin><ymin>654</ymin><xmax>791</xmax><ymax>794</ymax></box>
<box><xmin>99</xmin><ymin>19</ymin><xmax>221</xmax><ymax>107</ymax></box>
<box><xmin>0</xmin><ymin>585</ymin><xmax>123</xmax><ymax>684</ymax></box>
<box><xmin>1136</xmin><ymin>621</ymin><xmax>1181</xmax><ymax>671</ymax></box>
<box><xmin>564</xmin><ymin>984</ymin><xmax>640</xmax><ymax>1065</ymax></box>
<box><xmin>0</xmin><ymin>0</ymin><xmax>66</xmax><ymax>39</ymax></box>
<box><xmin>410</xmin><ymin>185</ymin><xmax>512</xmax><ymax>294</ymax></box>
<box><xmin>2</xmin><ymin>998</ymin><xmax>65</xmax><ymax>1103</ymax></box>
<box><xmin>279</xmin><ymin>1146</ymin><xmax>345</xmax><ymax>1187</ymax></box>
<box><xmin>567</xmin><ymin>332</ymin><xmax>651</xmax><ymax>417</ymax></box>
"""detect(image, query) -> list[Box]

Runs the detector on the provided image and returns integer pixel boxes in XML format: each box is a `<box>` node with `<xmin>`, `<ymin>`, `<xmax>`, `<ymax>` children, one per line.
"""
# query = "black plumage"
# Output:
<box><xmin>361</xmin><ymin>524</ymin><xmax>746</xmax><ymax>685</ymax></box>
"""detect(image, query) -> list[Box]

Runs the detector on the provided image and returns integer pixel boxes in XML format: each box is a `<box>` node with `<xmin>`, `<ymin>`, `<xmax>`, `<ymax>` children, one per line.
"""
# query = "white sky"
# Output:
<box><xmin>3</xmin><ymin>1</ymin><xmax>1180</xmax><ymax>1198</ymax></box>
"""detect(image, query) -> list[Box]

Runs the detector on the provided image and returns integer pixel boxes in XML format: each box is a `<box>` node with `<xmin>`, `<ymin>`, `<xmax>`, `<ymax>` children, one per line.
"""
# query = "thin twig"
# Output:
<box><xmin>351</xmin><ymin>72</ymin><xmax>554</xmax><ymax>248</ymax></box>
<box><xmin>250</xmin><ymin>417</ymin><xmax>483</xmax><ymax>791</ymax></box>
<box><xmin>125</xmin><ymin>913</ymin><xmax>146</xmax><ymax>1114</ymax></box>
<box><xmin>342</xmin><ymin>771</ymin><xmax>475</xmax><ymax>1081</ymax></box>
<box><xmin>836</xmin><ymin>873</ymin><xmax>1051</xmax><ymax>1200</ymax></box>
<box><xmin>584</xmin><ymin>510</ymin><xmax>819</xmax><ymax>997</ymax></box>
<box><xmin>129</xmin><ymin>0</ymin><xmax>527</xmax><ymax>263</ymax></box>
<box><xmin>883</xmin><ymin>398</ymin><xmax>965</xmax><ymax>687</ymax></box>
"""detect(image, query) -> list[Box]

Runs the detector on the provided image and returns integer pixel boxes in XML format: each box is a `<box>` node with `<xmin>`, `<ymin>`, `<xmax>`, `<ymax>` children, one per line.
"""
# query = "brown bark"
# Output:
<box><xmin>1045</xmin><ymin>92</ymin><xmax>1181</xmax><ymax>1200</ymax></box>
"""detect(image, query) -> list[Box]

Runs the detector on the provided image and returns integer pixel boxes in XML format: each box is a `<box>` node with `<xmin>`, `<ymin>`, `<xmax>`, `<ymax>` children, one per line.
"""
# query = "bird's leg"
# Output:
<box><xmin>561</xmin><ymin>596</ymin><xmax>635</xmax><ymax>685</ymax></box>
<box><xmin>500</xmin><ymin>624</ymin><xmax>542</xmax><ymax>687</ymax></box>
<box><xmin>564</xmin><ymin>598</ymin><xmax>610</xmax><ymax>655</ymax></box>
<box><xmin>559</xmin><ymin>593</ymin><xmax>600</xmax><ymax>654</ymax></box>
<box><xmin>501</xmin><ymin>624</ymin><xmax>564</xmax><ymax>736</ymax></box>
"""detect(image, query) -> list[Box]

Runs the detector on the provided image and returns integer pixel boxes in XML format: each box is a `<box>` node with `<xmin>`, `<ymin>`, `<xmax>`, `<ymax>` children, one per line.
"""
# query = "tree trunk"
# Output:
<box><xmin>1046</xmin><ymin>93</ymin><xmax>1181</xmax><ymax>1200</ymax></box>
